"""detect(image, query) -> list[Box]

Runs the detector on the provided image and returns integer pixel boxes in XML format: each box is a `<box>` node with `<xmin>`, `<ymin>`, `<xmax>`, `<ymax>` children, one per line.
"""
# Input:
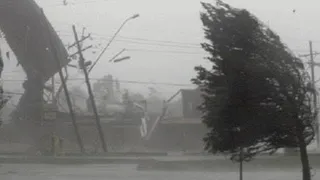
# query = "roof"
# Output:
<box><xmin>161</xmin><ymin>117</ymin><xmax>202</xmax><ymax>124</ymax></box>
<box><xmin>0</xmin><ymin>0</ymin><xmax>69</xmax><ymax>80</ymax></box>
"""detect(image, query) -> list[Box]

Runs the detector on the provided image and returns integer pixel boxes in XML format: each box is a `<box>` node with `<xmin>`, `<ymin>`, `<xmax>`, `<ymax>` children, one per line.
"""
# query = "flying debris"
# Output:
<box><xmin>5</xmin><ymin>52</ymin><xmax>10</xmax><ymax>60</ymax></box>
<box><xmin>0</xmin><ymin>50</ymin><xmax>3</xmax><ymax>78</ymax></box>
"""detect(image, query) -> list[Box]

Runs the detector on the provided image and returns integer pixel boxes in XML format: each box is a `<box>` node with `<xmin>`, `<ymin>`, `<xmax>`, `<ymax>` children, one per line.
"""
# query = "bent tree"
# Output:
<box><xmin>193</xmin><ymin>1</ymin><xmax>316</xmax><ymax>180</ymax></box>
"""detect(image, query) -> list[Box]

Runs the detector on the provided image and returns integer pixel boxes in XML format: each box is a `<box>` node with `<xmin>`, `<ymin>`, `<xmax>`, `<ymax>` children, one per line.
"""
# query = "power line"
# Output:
<box><xmin>57</xmin><ymin>33</ymin><xmax>205</xmax><ymax>55</ymax></box>
<box><xmin>55</xmin><ymin>31</ymin><xmax>317</xmax><ymax>56</ymax></box>
<box><xmin>57</xmin><ymin>30</ymin><xmax>201</xmax><ymax>47</ymax></box>
<box><xmin>57</xmin><ymin>29</ymin><xmax>320</xmax><ymax>48</ymax></box>
<box><xmin>1</xmin><ymin>78</ymin><xmax>195</xmax><ymax>87</ymax></box>
<box><xmin>57</xmin><ymin>31</ymin><xmax>312</xmax><ymax>55</ymax></box>
<box><xmin>103</xmin><ymin>39</ymin><xmax>201</xmax><ymax>49</ymax></box>
<box><xmin>90</xmin><ymin>32</ymin><xmax>201</xmax><ymax>47</ymax></box>
<box><xmin>57</xmin><ymin>34</ymin><xmax>205</xmax><ymax>55</ymax></box>
<box><xmin>89</xmin><ymin>47</ymin><xmax>204</xmax><ymax>55</ymax></box>
<box><xmin>4</xmin><ymin>91</ymin><xmax>23</xmax><ymax>95</ymax></box>
<box><xmin>37</xmin><ymin>0</ymin><xmax>110</xmax><ymax>8</ymax></box>
<box><xmin>127</xmin><ymin>48</ymin><xmax>204</xmax><ymax>55</ymax></box>
<box><xmin>0</xmin><ymin>0</ymin><xmax>109</xmax><ymax>10</ymax></box>
<box><xmin>69</xmin><ymin>78</ymin><xmax>195</xmax><ymax>87</ymax></box>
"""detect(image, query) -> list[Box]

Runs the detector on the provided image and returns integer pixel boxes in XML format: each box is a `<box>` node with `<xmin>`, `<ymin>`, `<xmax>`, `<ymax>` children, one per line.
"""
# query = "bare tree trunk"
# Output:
<box><xmin>297</xmin><ymin>131</ymin><xmax>311</xmax><ymax>180</ymax></box>
<box><xmin>239</xmin><ymin>148</ymin><xmax>243</xmax><ymax>180</ymax></box>
<box><xmin>12</xmin><ymin>78</ymin><xmax>45</xmax><ymax>153</ymax></box>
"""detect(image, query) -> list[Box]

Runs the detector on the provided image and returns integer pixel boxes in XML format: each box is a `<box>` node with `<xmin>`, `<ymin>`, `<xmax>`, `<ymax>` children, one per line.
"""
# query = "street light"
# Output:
<box><xmin>88</xmin><ymin>14</ymin><xmax>140</xmax><ymax>73</ymax></box>
<box><xmin>108</xmin><ymin>49</ymin><xmax>126</xmax><ymax>62</ymax></box>
<box><xmin>112</xmin><ymin>56</ymin><xmax>130</xmax><ymax>63</ymax></box>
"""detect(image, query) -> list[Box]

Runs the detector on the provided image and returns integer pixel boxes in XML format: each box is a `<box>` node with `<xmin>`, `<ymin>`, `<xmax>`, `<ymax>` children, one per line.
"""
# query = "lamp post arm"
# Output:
<box><xmin>88</xmin><ymin>18</ymin><xmax>130</xmax><ymax>73</ymax></box>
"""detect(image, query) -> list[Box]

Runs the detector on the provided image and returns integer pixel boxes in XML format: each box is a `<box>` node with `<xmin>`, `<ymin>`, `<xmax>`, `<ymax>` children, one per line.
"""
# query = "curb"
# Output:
<box><xmin>0</xmin><ymin>156</ymin><xmax>154</xmax><ymax>165</ymax></box>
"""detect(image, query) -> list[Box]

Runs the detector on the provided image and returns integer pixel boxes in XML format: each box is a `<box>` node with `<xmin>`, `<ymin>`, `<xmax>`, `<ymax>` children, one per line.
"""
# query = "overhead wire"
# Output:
<box><xmin>57</xmin><ymin>30</ymin><xmax>312</xmax><ymax>56</ymax></box>
<box><xmin>0</xmin><ymin>0</ymin><xmax>109</xmax><ymax>12</ymax></box>
<box><xmin>126</xmin><ymin>48</ymin><xmax>204</xmax><ymax>55</ymax></box>
<box><xmin>36</xmin><ymin>0</ymin><xmax>110</xmax><ymax>8</ymax></box>
<box><xmin>56</xmin><ymin>29</ymin><xmax>320</xmax><ymax>49</ymax></box>
<box><xmin>57</xmin><ymin>32</ymin><xmax>205</xmax><ymax>55</ymax></box>
<box><xmin>56</xmin><ymin>30</ymin><xmax>201</xmax><ymax>47</ymax></box>
<box><xmin>1</xmin><ymin>78</ymin><xmax>194</xmax><ymax>87</ymax></box>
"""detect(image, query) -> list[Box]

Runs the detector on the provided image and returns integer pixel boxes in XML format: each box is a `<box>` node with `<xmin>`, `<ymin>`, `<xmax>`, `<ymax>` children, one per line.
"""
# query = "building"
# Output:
<box><xmin>180</xmin><ymin>88</ymin><xmax>202</xmax><ymax>119</ymax></box>
<box><xmin>145</xmin><ymin>88</ymin><xmax>207</xmax><ymax>152</ymax></box>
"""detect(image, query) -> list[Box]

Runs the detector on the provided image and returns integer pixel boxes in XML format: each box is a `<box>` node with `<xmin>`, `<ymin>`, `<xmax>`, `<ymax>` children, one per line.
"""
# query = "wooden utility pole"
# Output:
<box><xmin>41</xmin><ymin>10</ymin><xmax>85</xmax><ymax>153</ymax></box>
<box><xmin>72</xmin><ymin>25</ymin><xmax>108</xmax><ymax>152</ymax></box>
<box><xmin>309</xmin><ymin>41</ymin><xmax>319</xmax><ymax>148</ymax></box>
<box><xmin>299</xmin><ymin>41</ymin><xmax>320</xmax><ymax>148</ymax></box>
<box><xmin>51</xmin><ymin>75</ymin><xmax>55</xmax><ymax>104</ymax></box>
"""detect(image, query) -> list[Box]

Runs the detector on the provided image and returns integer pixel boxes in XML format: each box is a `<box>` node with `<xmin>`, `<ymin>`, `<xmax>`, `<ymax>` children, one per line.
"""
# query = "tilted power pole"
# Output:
<box><xmin>41</xmin><ymin>10</ymin><xmax>84</xmax><ymax>153</ymax></box>
<box><xmin>72</xmin><ymin>25</ymin><xmax>108</xmax><ymax>152</ymax></box>
<box><xmin>299</xmin><ymin>41</ymin><xmax>320</xmax><ymax>148</ymax></box>
<box><xmin>309</xmin><ymin>41</ymin><xmax>319</xmax><ymax>148</ymax></box>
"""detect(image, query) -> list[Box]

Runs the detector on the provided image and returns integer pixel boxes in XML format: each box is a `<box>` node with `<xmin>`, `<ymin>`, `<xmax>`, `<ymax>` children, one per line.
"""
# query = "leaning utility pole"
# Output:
<box><xmin>51</xmin><ymin>75</ymin><xmax>55</xmax><ymax>104</ymax></box>
<box><xmin>299</xmin><ymin>41</ymin><xmax>320</xmax><ymax>148</ymax></box>
<box><xmin>72</xmin><ymin>25</ymin><xmax>108</xmax><ymax>152</ymax></box>
<box><xmin>41</xmin><ymin>10</ymin><xmax>85</xmax><ymax>153</ymax></box>
<box><xmin>309</xmin><ymin>41</ymin><xmax>319</xmax><ymax>148</ymax></box>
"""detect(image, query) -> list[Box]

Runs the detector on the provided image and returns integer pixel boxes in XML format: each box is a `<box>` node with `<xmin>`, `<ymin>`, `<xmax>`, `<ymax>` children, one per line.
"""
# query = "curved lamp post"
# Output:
<box><xmin>112</xmin><ymin>56</ymin><xmax>130</xmax><ymax>63</ymax></box>
<box><xmin>88</xmin><ymin>14</ymin><xmax>139</xmax><ymax>73</ymax></box>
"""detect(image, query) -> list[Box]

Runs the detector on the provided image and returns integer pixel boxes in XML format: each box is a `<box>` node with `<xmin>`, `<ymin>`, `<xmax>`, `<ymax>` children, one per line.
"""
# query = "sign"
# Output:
<box><xmin>44</xmin><ymin>111</ymin><xmax>57</xmax><ymax>121</ymax></box>
<box><xmin>43</xmin><ymin>103</ymin><xmax>58</xmax><ymax>121</ymax></box>
<box><xmin>181</xmin><ymin>89</ymin><xmax>202</xmax><ymax>118</ymax></box>
<box><xmin>140</xmin><ymin>117</ymin><xmax>147</xmax><ymax>138</ymax></box>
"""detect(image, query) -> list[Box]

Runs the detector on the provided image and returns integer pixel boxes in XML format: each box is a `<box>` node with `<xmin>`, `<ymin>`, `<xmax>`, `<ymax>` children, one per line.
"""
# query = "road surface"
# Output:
<box><xmin>0</xmin><ymin>164</ymin><xmax>318</xmax><ymax>180</ymax></box>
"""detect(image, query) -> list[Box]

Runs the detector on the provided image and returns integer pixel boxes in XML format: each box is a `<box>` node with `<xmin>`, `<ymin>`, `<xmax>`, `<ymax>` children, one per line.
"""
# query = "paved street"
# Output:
<box><xmin>0</xmin><ymin>164</ymin><xmax>318</xmax><ymax>180</ymax></box>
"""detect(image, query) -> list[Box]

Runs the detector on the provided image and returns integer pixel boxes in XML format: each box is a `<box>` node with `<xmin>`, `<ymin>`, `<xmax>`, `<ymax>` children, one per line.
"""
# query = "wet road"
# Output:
<box><xmin>0</xmin><ymin>164</ymin><xmax>317</xmax><ymax>180</ymax></box>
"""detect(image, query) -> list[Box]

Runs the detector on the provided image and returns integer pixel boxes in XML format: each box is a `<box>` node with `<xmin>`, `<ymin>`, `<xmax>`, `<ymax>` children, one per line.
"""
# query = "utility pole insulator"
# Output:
<box><xmin>68</xmin><ymin>45</ymin><xmax>93</xmax><ymax>58</ymax></box>
<box><xmin>68</xmin><ymin>34</ymin><xmax>91</xmax><ymax>49</ymax></box>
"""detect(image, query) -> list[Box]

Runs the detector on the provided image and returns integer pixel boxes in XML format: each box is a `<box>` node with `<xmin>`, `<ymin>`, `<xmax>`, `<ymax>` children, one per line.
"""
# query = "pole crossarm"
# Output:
<box><xmin>68</xmin><ymin>34</ymin><xmax>91</xmax><ymax>49</ymax></box>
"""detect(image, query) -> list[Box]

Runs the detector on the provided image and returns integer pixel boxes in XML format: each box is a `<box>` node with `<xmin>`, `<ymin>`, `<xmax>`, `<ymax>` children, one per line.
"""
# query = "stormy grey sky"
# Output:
<box><xmin>1</xmin><ymin>0</ymin><xmax>320</xmax><ymax>98</ymax></box>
